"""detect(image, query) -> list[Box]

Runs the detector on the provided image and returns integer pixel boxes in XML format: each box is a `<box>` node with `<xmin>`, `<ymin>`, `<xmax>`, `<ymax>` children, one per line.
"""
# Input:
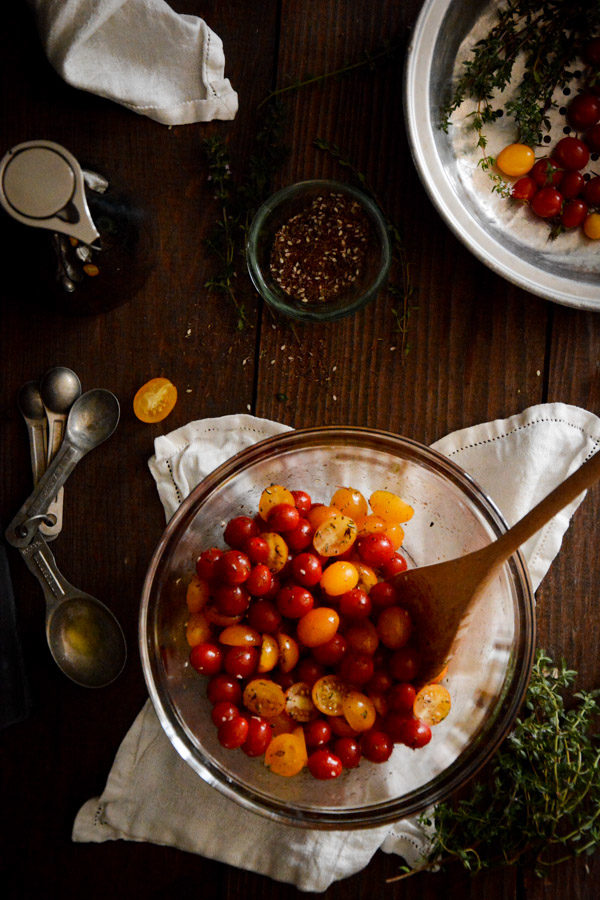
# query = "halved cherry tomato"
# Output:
<box><xmin>369</xmin><ymin>490</ymin><xmax>414</xmax><ymax>524</ymax></box>
<box><xmin>312</xmin><ymin>675</ymin><xmax>347</xmax><ymax>716</ymax></box>
<box><xmin>413</xmin><ymin>683</ymin><xmax>452</xmax><ymax>726</ymax></box>
<box><xmin>258</xmin><ymin>485</ymin><xmax>295</xmax><ymax>520</ymax></box>
<box><xmin>133</xmin><ymin>377</ymin><xmax>177</xmax><ymax>423</ymax></box>
<box><xmin>264</xmin><ymin>731</ymin><xmax>307</xmax><ymax>776</ymax></box>
<box><xmin>330</xmin><ymin>487</ymin><xmax>368</xmax><ymax>526</ymax></box>
<box><xmin>285</xmin><ymin>682</ymin><xmax>318</xmax><ymax>722</ymax></box>
<box><xmin>243</xmin><ymin>678</ymin><xmax>286</xmax><ymax>717</ymax></box>
<box><xmin>342</xmin><ymin>691</ymin><xmax>376</xmax><ymax>732</ymax></box>
<box><xmin>313</xmin><ymin>513</ymin><xmax>358</xmax><ymax>557</ymax></box>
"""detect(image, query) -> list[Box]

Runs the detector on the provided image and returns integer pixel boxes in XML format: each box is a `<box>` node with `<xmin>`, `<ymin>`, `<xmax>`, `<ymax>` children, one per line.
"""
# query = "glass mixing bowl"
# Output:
<box><xmin>139</xmin><ymin>427</ymin><xmax>535</xmax><ymax>828</ymax></box>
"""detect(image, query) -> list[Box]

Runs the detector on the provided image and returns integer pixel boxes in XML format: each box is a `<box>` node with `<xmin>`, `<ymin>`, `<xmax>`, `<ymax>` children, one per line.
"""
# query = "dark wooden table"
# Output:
<box><xmin>1</xmin><ymin>2</ymin><xmax>599</xmax><ymax>898</ymax></box>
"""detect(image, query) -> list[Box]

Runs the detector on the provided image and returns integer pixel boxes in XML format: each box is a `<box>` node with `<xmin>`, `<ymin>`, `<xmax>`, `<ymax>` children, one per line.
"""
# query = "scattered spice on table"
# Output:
<box><xmin>270</xmin><ymin>193</ymin><xmax>370</xmax><ymax>303</ymax></box>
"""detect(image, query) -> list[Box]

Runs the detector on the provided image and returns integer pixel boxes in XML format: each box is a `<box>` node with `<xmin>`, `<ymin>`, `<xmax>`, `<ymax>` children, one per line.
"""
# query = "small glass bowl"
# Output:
<box><xmin>246</xmin><ymin>180</ymin><xmax>391</xmax><ymax>322</ymax></box>
<box><xmin>140</xmin><ymin>427</ymin><xmax>535</xmax><ymax>829</ymax></box>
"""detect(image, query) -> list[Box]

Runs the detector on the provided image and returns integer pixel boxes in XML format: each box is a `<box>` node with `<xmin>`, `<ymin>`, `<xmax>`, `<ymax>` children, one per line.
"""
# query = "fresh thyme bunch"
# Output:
<box><xmin>393</xmin><ymin>650</ymin><xmax>600</xmax><ymax>881</ymax></box>
<box><xmin>441</xmin><ymin>0</ymin><xmax>600</xmax><ymax>147</ymax></box>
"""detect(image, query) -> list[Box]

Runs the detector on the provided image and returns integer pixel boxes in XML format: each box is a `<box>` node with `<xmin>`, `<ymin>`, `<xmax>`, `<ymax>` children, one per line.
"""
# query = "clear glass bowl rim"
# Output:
<box><xmin>139</xmin><ymin>425</ymin><xmax>536</xmax><ymax>830</ymax></box>
<box><xmin>245</xmin><ymin>180</ymin><xmax>392</xmax><ymax>322</ymax></box>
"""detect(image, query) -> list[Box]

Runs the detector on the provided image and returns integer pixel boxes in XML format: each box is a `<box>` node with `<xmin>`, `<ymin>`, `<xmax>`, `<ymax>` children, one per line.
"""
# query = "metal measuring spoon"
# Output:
<box><xmin>40</xmin><ymin>367</ymin><xmax>82</xmax><ymax>464</ymax></box>
<box><xmin>19</xmin><ymin>530</ymin><xmax>126</xmax><ymax>687</ymax></box>
<box><xmin>17</xmin><ymin>381</ymin><xmax>47</xmax><ymax>485</ymax></box>
<box><xmin>6</xmin><ymin>389</ymin><xmax>120</xmax><ymax>549</ymax></box>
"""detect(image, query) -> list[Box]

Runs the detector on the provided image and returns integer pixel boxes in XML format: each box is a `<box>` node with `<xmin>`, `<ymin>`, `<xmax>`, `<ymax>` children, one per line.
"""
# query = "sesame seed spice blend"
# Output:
<box><xmin>269</xmin><ymin>193</ymin><xmax>371</xmax><ymax>303</ymax></box>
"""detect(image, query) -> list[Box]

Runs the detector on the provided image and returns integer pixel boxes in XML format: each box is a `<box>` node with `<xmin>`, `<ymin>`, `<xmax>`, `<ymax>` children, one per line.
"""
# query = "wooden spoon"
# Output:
<box><xmin>393</xmin><ymin>449</ymin><xmax>600</xmax><ymax>684</ymax></box>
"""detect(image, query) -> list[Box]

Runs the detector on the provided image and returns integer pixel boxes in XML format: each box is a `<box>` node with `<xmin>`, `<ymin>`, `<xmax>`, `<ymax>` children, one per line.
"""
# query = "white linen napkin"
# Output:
<box><xmin>28</xmin><ymin>0</ymin><xmax>238</xmax><ymax>125</ymax></box>
<box><xmin>73</xmin><ymin>404</ymin><xmax>600</xmax><ymax>892</ymax></box>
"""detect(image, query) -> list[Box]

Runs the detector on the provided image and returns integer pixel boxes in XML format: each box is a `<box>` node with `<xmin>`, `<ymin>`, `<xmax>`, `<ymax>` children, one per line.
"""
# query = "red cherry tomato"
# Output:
<box><xmin>559</xmin><ymin>170</ymin><xmax>585</xmax><ymax>200</ymax></box>
<box><xmin>207</xmin><ymin>673</ymin><xmax>242</xmax><ymax>705</ymax></box>
<box><xmin>338</xmin><ymin>652</ymin><xmax>375</xmax><ymax>686</ymax></box>
<box><xmin>189</xmin><ymin>642</ymin><xmax>223</xmax><ymax>676</ymax></box>
<box><xmin>304</xmin><ymin>717</ymin><xmax>333</xmax><ymax>749</ymax></box>
<box><xmin>584</xmin><ymin>176</ymin><xmax>600</xmax><ymax>206</ymax></box>
<box><xmin>383</xmin><ymin>709</ymin><xmax>412</xmax><ymax>742</ymax></box>
<box><xmin>530</xmin><ymin>187</ymin><xmax>564</xmax><ymax>219</ymax></box>
<box><xmin>360</xmin><ymin>729</ymin><xmax>394</xmax><ymax>762</ymax></box>
<box><xmin>394</xmin><ymin>717</ymin><xmax>432</xmax><ymax>749</ymax></box>
<box><xmin>214</xmin><ymin>583</ymin><xmax>250</xmax><ymax>616</ymax></box>
<box><xmin>380</xmin><ymin>553</ymin><xmax>408</xmax><ymax>579</ymax></box>
<box><xmin>307</xmin><ymin>749</ymin><xmax>343</xmax><ymax>780</ymax></box>
<box><xmin>311</xmin><ymin>632</ymin><xmax>348</xmax><ymax>666</ymax></box>
<box><xmin>339</xmin><ymin>587</ymin><xmax>372</xmax><ymax>620</ymax></box>
<box><xmin>561</xmin><ymin>199</ymin><xmax>588</xmax><ymax>229</ymax></box>
<box><xmin>195</xmin><ymin>547</ymin><xmax>223</xmax><ymax>581</ymax></box>
<box><xmin>530</xmin><ymin>158</ymin><xmax>563</xmax><ymax>187</ymax></box>
<box><xmin>223</xmin><ymin>645</ymin><xmax>259</xmax><ymax>678</ymax></box>
<box><xmin>291</xmin><ymin>490</ymin><xmax>312</xmax><ymax>514</ymax></box>
<box><xmin>552</xmin><ymin>136</ymin><xmax>590</xmax><ymax>171</ymax></box>
<box><xmin>216</xmin><ymin>550</ymin><xmax>251</xmax><ymax>585</ymax></box>
<box><xmin>268</xmin><ymin>503</ymin><xmax>301</xmax><ymax>533</ymax></box>
<box><xmin>369</xmin><ymin>581</ymin><xmax>398</xmax><ymax>611</ymax></box>
<box><xmin>388</xmin><ymin>646</ymin><xmax>420</xmax><ymax>682</ymax></box>
<box><xmin>245</xmin><ymin>563</ymin><xmax>274</xmax><ymax>597</ymax></box>
<box><xmin>585</xmin><ymin>123</ymin><xmax>600</xmax><ymax>153</ymax></box>
<box><xmin>244</xmin><ymin>535</ymin><xmax>270</xmax><ymax>564</ymax></box>
<box><xmin>218</xmin><ymin>715</ymin><xmax>249</xmax><ymax>749</ymax></box>
<box><xmin>276</xmin><ymin>584</ymin><xmax>314</xmax><ymax>618</ymax></box>
<box><xmin>291</xmin><ymin>552</ymin><xmax>322</xmax><ymax>587</ymax></box>
<box><xmin>357</xmin><ymin>533</ymin><xmax>395</xmax><ymax>566</ymax></box>
<box><xmin>511</xmin><ymin>175</ymin><xmax>536</xmax><ymax>201</ymax></box>
<box><xmin>241</xmin><ymin>716</ymin><xmax>272</xmax><ymax>756</ymax></box>
<box><xmin>211</xmin><ymin>700</ymin><xmax>239</xmax><ymax>727</ymax></box>
<box><xmin>295</xmin><ymin>657</ymin><xmax>326</xmax><ymax>687</ymax></box>
<box><xmin>387</xmin><ymin>682</ymin><xmax>417</xmax><ymax>713</ymax></box>
<box><xmin>333</xmin><ymin>736</ymin><xmax>362</xmax><ymax>768</ymax></box>
<box><xmin>285</xmin><ymin>518</ymin><xmax>314</xmax><ymax>552</ymax></box>
<box><xmin>224</xmin><ymin>516</ymin><xmax>260</xmax><ymax>549</ymax></box>
<box><xmin>567</xmin><ymin>92</ymin><xmax>600</xmax><ymax>130</ymax></box>
<box><xmin>246</xmin><ymin>598</ymin><xmax>282</xmax><ymax>634</ymax></box>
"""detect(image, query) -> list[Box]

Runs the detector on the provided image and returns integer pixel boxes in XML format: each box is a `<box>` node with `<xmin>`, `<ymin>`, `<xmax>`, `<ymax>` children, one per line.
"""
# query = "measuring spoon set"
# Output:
<box><xmin>6</xmin><ymin>369</ymin><xmax>127</xmax><ymax>688</ymax></box>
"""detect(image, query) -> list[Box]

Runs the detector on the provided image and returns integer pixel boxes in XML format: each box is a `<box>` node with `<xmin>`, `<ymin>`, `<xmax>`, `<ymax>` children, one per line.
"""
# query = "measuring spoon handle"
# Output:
<box><xmin>5</xmin><ymin>441</ymin><xmax>83</xmax><ymax>548</ymax></box>
<box><xmin>18</xmin><ymin>531</ymin><xmax>75</xmax><ymax>616</ymax></box>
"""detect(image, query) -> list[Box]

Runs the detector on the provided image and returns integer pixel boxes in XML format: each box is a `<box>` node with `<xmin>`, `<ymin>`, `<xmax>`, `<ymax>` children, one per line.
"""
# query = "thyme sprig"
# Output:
<box><xmin>314</xmin><ymin>138</ymin><xmax>417</xmax><ymax>355</ymax></box>
<box><xmin>202</xmin><ymin>102</ymin><xmax>289</xmax><ymax>331</ymax></box>
<box><xmin>441</xmin><ymin>0</ymin><xmax>600</xmax><ymax>148</ymax></box>
<box><xmin>389</xmin><ymin>650</ymin><xmax>600</xmax><ymax>882</ymax></box>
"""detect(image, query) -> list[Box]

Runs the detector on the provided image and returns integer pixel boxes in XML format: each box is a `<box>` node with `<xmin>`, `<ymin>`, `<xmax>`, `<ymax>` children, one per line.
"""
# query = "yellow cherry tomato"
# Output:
<box><xmin>354</xmin><ymin>562</ymin><xmax>378</xmax><ymax>593</ymax></box>
<box><xmin>330</xmin><ymin>487</ymin><xmax>368</xmax><ymax>526</ymax></box>
<box><xmin>186</xmin><ymin>575</ymin><xmax>210</xmax><ymax>613</ymax></box>
<box><xmin>385</xmin><ymin>522</ymin><xmax>405</xmax><ymax>549</ymax></box>
<box><xmin>311</xmin><ymin>675</ymin><xmax>347</xmax><ymax>716</ymax></box>
<box><xmin>342</xmin><ymin>691</ymin><xmax>377</xmax><ymax>732</ymax></box>
<box><xmin>262</xmin><ymin>532</ymin><xmax>289</xmax><ymax>573</ymax></box>
<box><xmin>218</xmin><ymin>624</ymin><xmax>261</xmax><ymax>646</ymax></box>
<box><xmin>185</xmin><ymin>611</ymin><xmax>212</xmax><ymax>647</ymax></box>
<box><xmin>369</xmin><ymin>490</ymin><xmax>414</xmax><ymax>524</ymax></box>
<box><xmin>413</xmin><ymin>683</ymin><xmax>452</xmax><ymax>726</ymax></box>
<box><xmin>243</xmin><ymin>678</ymin><xmax>286</xmax><ymax>717</ymax></box>
<box><xmin>313</xmin><ymin>513</ymin><xmax>358</xmax><ymax>557</ymax></box>
<box><xmin>359</xmin><ymin>514</ymin><xmax>386</xmax><ymax>535</ymax></box>
<box><xmin>320</xmin><ymin>560</ymin><xmax>359</xmax><ymax>596</ymax></box>
<box><xmin>264</xmin><ymin>731</ymin><xmax>307</xmax><ymax>776</ymax></box>
<box><xmin>258</xmin><ymin>485</ymin><xmax>295</xmax><ymax>520</ymax></box>
<box><xmin>583</xmin><ymin>213</ymin><xmax>600</xmax><ymax>239</ymax></box>
<box><xmin>257</xmin><ymin>634</ymin><xmax>279</xmax><ymax>673</ymax></box>
<box><xmin>495</xmin><ymin>143</ymin><xmax>535</xmax><ymax>177</ymax></box>
<box><xmin>277</xmin><ymin>632</ymin><xmax>300</xmax><ymax>672</ymax></box>
<box><xmin>133</xmin><ymin>377</ymin><xmax>177</xmax><ymax>423</ymax></box>
<box><xmin>297</xmin><ymin>608</ymin><xmax>340</xmax><ymax>648</ymax></box>
<box><xmin>285</xmin><ymin>682</ymin><xmax>318</xmax><ymax>722</ymax></box>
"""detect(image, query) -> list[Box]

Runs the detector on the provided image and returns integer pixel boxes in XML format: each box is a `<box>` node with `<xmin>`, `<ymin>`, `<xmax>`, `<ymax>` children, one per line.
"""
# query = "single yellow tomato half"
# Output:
<box><xmin>413</xmin><ymin>683</ymin><xmax>452</xmax><ymax>726</ymax></box>
<box><xmin>495</xmin><ymin>143</ymin><xmax>535</xmax><ymax>177</ymax></box>
<box><xmin>264</xmin><ymin>731</ymin><xmax>307</xmax><ymax>776</ymax></box>
<box><xmin>133</xmin><ymin>377</ymin><xmax>177</xmax><ymax>423</ymax></box>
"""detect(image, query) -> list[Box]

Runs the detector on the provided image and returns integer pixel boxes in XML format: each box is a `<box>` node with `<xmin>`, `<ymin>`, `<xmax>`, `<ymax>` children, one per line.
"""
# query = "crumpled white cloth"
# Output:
<box><xmin>28</xmin><ymin>0</ymin><xmax>238</xmax><ymax>124</ymax></box>
<box><xmin>73</xmin><ymin>403</ymin><xmax>600</xmax><ymax>892</ymax></box>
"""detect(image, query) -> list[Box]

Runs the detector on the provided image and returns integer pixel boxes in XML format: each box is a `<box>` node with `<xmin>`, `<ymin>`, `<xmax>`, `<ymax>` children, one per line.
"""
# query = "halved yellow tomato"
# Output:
<box><xmin>133</xmin><ymin>377</ymin><xmax>177</xmax><ymax>423</ymax></box>
<box><xmin>264</xmin><ymin>731</ymin><xmax>307</xmax><ymax>776</ymax></box>
<box><xmin>413</xmin><ymin>683</ymin><xmax>451</xmax><ymax>726</ymax></box>
<box><xmin>243</xmin><ymin>678</ymin><xmax>286</xmax><ymax>717</ymax></box>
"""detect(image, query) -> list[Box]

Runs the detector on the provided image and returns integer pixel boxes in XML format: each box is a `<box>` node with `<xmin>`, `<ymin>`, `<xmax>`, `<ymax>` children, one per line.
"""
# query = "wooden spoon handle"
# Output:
<box><xmin>490</xmin><ymin>448</ymin><xmax>600</xmax><ymax>566</ymax></box>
